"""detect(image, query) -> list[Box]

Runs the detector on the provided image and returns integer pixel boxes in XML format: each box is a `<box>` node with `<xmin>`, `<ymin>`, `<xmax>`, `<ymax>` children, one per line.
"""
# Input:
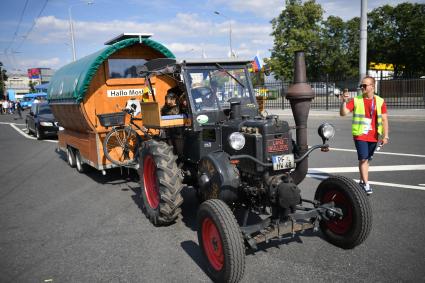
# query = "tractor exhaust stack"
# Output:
<box><xmin>286</xmin><ymin>51</ymin><xmax>315</xmax><ymax>185</ymax></box>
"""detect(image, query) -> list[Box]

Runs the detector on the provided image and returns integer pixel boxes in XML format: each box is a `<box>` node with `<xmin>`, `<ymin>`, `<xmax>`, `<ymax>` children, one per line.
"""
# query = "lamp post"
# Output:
<box><xmin>214</xmin><ymin>11</ymin><xmax>234</xmax><ymax>58</ymax></box>
<box><xmin>68</xmin><ymin>1</ymin><xmax>94</xmax><ymax>62</ymax></box>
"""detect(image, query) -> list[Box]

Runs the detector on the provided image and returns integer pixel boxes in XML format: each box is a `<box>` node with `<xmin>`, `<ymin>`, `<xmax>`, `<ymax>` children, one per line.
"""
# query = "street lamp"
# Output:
<box><xmin>68</xmin><ymin>1</ymin><xmax>94</xmax><ymax>62</ymax></box>
<box><xmin>214</xmin><ymin>11</ymin><xmax>234</xmax><ymax>58</ymax></box>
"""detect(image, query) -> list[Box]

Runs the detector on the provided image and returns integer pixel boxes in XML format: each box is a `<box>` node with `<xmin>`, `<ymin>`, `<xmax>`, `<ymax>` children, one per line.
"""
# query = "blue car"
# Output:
<box><xmin>20</xmin><ymin>93</ymin><xmax>47</xmax><ymax>109</ymax></box>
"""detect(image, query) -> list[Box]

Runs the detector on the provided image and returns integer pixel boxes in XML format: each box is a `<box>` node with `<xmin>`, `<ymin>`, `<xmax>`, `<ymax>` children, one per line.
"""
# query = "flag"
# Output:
<box><xmin>252</xmin><ymin>52</ymin><xmax>262</xmax><ymax>72</ymax></box>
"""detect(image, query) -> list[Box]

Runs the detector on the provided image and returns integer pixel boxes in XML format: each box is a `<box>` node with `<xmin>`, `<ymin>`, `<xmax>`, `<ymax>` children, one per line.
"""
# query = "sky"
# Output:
<box><xmin>0</xmin><ymin>0</ymin><xmax>423</xmax><ymax>74</ymax></box>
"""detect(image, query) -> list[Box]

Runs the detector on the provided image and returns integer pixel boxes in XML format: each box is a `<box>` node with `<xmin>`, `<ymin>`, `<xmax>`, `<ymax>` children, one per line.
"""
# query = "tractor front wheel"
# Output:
<box><xmin>315</xmin><ymin>175</ymin><xmax>372</xmax><ymax>249</ymax></box>
<box><xmin>197</xmin><ymin>199</ymin><xmax>245</xmax><ymax>283</ymax></box>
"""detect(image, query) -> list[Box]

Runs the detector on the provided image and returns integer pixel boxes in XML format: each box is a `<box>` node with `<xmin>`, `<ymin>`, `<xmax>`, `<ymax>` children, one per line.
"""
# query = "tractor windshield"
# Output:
<box><xmin>185</xmin><ymin>65</ymin><xmax>254</xmax><ymax>112</ymax></box>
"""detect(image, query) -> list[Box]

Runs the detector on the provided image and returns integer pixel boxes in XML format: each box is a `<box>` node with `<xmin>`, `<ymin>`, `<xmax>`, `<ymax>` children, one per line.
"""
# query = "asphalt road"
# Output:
<box><xmin>1</xmin><ymin>111</ymin><xmax>424</xmax><ymax>282</ymax></box>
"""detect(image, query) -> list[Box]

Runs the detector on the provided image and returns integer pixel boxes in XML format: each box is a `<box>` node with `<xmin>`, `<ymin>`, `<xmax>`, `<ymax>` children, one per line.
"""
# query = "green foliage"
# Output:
<box><xmin>368</xmin><ymin>3</ymin><xmax>425</xmax><ymax>77</ymax></box>
<box><xmin>268</xmin><ymin>0</ymin><xmax>323</xmax><ymax>80</ymax></box>
<box><xmin>0</xmin><ymin>62</ymin><xmax>8</xmax><ymax>99</ymax></box>
<box><xmin>269</xmin><ymin>1</ymin><xmax>425</xmax><ymax>81</ymax></box>
<box><xmin>251</xmin><ymin>70</ymin><xmax>265</xmax><ymax>86</ymax></box>
<box><xmin>28</xmin><ymin>81</ymin><xmax>37</xmax><ymax>93</ymax></box>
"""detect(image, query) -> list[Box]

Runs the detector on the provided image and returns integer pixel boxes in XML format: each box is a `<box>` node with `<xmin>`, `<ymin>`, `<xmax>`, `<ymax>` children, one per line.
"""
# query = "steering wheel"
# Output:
<box><xmin>191</xmin><ymin>87</ymin><xmax>217</xmax><ymax>110</ymax></box>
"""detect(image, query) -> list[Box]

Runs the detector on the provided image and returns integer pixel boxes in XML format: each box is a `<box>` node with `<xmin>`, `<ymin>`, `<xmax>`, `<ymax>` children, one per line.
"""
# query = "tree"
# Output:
<box><xmin>268</xmin><ymin>1</ymin><xmax>424</xmax><ymax>82</ymax></box>
<box><xmin>344</xmin><ymin>17</ymin><xmax>360</xmax><ymax>78</ymax></box>
<box><xmin>29</xmin><ymin>81</ymin><xmax>37</xmax><ymax>93</ymax></box>
<box><xmin>368</xmin><ymin>3</ymin><xmax>425</xmax><ymax>77</ymax></box>
<box><xmin>268</xmin><ymin>0</ymin><xmax>323</xmax><ymax>81</ymax></box>
<box><xmin>317</xmin><ymin>16</ymin><xmax>355</xmax><ymax>79</ymax></box>
<box><xmin>0</xmin><ymin>62</ymin><xmax>8</xmax><ymax>100</ymax></box>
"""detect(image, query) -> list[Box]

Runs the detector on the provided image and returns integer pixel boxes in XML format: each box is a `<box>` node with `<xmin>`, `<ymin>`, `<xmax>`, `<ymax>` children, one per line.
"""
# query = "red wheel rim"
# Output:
<box><xmin>322</xmin><ymin>190</ymin><xmax>353</xmax><ymax>234</ymax></box>
<box><xmin>202</xmin><ymin>218</ymin><xmax>224</xmax><ymax>271</ymax></box>
<box><xmin>143</xmin><ymin>155</ymin><xmax>160</xmax><ymax>209</ymax></box>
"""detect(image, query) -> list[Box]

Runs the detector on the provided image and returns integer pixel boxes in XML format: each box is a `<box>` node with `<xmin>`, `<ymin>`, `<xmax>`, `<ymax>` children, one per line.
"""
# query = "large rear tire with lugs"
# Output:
<box><xmin>315</xmin><ymin>175</ymin><xmax>372</xmax><ymax>249</ymax></box>
<box><xmin>138</xmin><ymin>140</ymin><xmax>183</xmax><ymax>226</ymax></box>
<box><xmin>197</xmin><ymin>199</ymin><xmax>245</xmax><ymax>283</ymax></box>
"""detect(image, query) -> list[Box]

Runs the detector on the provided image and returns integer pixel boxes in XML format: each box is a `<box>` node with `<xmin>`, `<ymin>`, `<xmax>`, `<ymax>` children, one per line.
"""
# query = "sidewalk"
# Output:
<box><xmin>267</xmin><ymin>108</ymin><xmax>425</xmax><ymax>121</ymax></box>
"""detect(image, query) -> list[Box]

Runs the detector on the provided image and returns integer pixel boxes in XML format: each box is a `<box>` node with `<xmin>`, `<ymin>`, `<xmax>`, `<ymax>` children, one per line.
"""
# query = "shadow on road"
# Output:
<box><xmin>181</xmin><ymin>240</ymin><xmax>214</xmax><ymax>282</ymax></box>
<box><xmin>180</xmin><ymin>186</ymin><xmax>200</xmax><ymax>231</ymax></box>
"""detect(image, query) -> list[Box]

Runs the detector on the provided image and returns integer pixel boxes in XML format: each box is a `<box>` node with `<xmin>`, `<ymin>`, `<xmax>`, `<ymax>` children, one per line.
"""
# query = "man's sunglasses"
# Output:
<box><xmin>359</xmin><ymin>84</ymin><xmax>371</xmax><ymax>88</ymax></box>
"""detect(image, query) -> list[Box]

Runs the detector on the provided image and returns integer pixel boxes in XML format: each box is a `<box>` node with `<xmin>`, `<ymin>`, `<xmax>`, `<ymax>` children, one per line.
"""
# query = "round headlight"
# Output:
<box><xmin>228</xmin><ymin>132</ymin><xmax>245</xmax><ymax>150</ymax></box>
<box><xmin>318</xmin><ymin>123</ymin><xmax>335</xmax><ymax>140</ymax></box>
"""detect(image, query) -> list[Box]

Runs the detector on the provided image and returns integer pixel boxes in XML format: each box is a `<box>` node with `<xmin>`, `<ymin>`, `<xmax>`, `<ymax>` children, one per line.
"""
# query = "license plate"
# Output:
<box><xmin>272</xmin><ymin>154</ymin><xmax>295</xmax><ymax>170</ymax></box>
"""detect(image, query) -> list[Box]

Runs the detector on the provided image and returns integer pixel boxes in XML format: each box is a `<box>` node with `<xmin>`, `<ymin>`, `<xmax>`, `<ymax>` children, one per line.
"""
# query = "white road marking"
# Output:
<box><xmin>9</xmin><ymin>123</ymin><xmax>58</xmax><ymax>143</ymax></box>
<box><xmin>307</xmin><ymin>174</ymin><xmax>425</xmax><ymax>191</ymax></box>
<box><xmin>10</xmin><ymin>123</ymin><xmax>36</xmax><ymax>140</ymax></box>
<box><xmin>309</xmin><ymin>164</ymin><xmax>425</xmax><ymax>174</ymax></box>
<box><xmin>2</xmin><ymin>122</ymin><xmax>425</xmax><ymax>189</ymax></box>
<box><xmin>330</xmin><ymin>147</ymin><xmax>425</xmax><ymax>158</ymax></box>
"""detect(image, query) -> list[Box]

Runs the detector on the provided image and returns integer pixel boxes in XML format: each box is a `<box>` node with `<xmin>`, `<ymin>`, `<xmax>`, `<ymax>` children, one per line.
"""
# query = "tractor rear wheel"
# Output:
<box><xmin>315</xmin><ymin>175</ymin><xmax>372</xmax><ymax>249</ymax></box>
<box><xmin>138</xmin><ymin>140</ymin><xmax>183</xmax><ymax>226</ymax></box>
<box><xmin>197</xmin><ymin>199</ymin><xmax>245</xmax><ymax>283</ymax></box>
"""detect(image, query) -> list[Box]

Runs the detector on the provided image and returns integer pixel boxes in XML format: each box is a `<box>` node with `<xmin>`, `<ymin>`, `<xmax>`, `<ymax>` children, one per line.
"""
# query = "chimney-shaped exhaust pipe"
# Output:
<box><xmin>286</xmin><ymin>51</ymin><xmax>315</xmax><ymax>185</ymax></box>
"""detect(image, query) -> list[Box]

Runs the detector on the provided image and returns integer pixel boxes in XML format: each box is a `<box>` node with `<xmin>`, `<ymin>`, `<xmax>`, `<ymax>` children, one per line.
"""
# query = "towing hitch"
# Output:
<box><xmin>241</xmin><ymin>201</ymin><xmax>343</xmax><ymax>250</ymax></box>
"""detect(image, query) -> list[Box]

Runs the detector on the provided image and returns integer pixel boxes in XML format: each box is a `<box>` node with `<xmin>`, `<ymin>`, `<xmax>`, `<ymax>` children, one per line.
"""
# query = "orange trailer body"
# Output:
<box><xmin>48</xmin><ymin>35</ymin><xmax>176</xmax><ymax>171</ymax></box>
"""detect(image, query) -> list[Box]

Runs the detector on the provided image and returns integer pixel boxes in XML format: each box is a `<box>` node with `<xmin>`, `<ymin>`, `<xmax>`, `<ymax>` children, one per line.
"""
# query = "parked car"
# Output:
<box><xmin>25</xmin><ymin>102</ymin><xmax>60</xmax><ymax>139</ymax></box>
<box><xmin>310</xmin><ymin>82</ymin><xmax>341</xmax><ymax>96</ymax></box>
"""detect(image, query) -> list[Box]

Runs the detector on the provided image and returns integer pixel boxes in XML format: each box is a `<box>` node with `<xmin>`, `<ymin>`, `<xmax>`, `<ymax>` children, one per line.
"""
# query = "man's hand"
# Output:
<box><xmin>340</xmin><ymin>88</ymin><xmax>349</xmax><ymax>102</ymax></box>
<box><xmin>339</xmin><ymin>88</ymin><xmax>350</xmax><ymax>116</ymax></box>
<box><xmin>381</xmin><ymin>137</ymin><xmax>389</xmax><ymax>145</ymax></box>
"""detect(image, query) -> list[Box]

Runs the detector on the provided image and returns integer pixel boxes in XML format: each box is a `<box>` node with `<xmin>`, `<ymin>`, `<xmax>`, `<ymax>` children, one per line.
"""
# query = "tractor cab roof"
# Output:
<box><xmin>179</xmin><ymin>58</ymin><xmax>252</xmax><ymax>66</ymax></box>
<box><xmin>139</xmin><ymin>58</ymin><xmax>252</xmax><ymax>72</ymax></box>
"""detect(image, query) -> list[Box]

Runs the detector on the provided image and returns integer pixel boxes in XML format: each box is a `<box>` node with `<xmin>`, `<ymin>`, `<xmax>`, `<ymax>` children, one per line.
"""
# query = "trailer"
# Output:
<box><xmin>48</xmin><ymin>33</ymin><xmax>176</xmax><ymax>173</ymax></box>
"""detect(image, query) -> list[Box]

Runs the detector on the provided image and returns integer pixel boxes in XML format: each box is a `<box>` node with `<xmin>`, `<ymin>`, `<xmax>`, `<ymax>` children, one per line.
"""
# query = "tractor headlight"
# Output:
<box><xmin>318</xmin><ymin>123</ymin><xmax>335</xmax><ymax>141</ymax></box>
<box><xmin>228</xmin><ymin>132</ymin><xmax>245</xmax><ymax>150</ymax></box>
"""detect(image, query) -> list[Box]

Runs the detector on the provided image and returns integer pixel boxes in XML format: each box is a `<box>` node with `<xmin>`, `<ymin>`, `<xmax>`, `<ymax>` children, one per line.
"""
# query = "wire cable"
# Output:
<box><xmin>14</xmin><ymin>0</ymin><xmax>49</xmax><ymax>52</ymax></box>
<box><xmin>5</xmin><ymin>0</ymin><xmax>30</xmax><ymax>53</ymax></box>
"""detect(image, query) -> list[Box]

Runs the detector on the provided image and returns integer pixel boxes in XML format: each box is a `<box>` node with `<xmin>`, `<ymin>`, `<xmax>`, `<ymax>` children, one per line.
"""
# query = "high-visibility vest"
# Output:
<box><xmin>352</xmin><ymin>95</ymin><xmax>384</xmax><ymax>137</ymax></box>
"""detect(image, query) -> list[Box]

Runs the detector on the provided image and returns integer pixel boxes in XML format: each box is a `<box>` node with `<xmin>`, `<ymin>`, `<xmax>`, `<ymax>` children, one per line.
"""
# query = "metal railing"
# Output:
<box><xmin>253</xmin><ymin>77</ymin><xmax>425</xmax><ymax>109</ymax></box>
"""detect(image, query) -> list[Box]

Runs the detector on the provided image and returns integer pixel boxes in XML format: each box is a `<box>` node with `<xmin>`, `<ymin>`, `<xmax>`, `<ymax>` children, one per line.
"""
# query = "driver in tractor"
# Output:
<box><xmin>190</xmin><ymin>82</ymin><xmax>218</xmax><ymax>111</ymax></box>
<box><xmin>161</xmin><ymin>89</ymin><xmax>180</xmax><ymax>116</ymax></box>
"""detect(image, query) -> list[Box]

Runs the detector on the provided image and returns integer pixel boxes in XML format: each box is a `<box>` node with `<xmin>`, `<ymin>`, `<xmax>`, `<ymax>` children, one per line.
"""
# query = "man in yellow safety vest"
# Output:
<box><xmin>340</xmin><ymin>76</ymin><xmax>389</xmax><ymax>195</ymax></box>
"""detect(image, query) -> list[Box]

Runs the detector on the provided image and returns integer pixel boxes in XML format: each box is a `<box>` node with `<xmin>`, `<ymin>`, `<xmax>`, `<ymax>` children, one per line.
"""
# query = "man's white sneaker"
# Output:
<box><xmin>363</xmin><ymin>183</ymin><xmax>373</xmax><ymax>195</ymax></box>
<box><xmin>359</xmin><ymin>181</ymin><xmax>373</xmax><ymax>195</ymax></box>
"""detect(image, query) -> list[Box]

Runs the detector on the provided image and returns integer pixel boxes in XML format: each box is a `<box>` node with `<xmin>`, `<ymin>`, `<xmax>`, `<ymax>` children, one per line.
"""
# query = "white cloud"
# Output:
<box><xmin>18</xmin><ymin>57</ymin><xmax>61</xmax><ymax>69</ymax></box>
<box><xmin>9</xmin><ymin>11</ymin><xmax>273</xmax><ymax>70</ymax></box>
<box><xmin>212</xmin><ymin>0</ymin><xmax>284</xmax><ymax>19</ymax></box>
<box><xmin>30</xmin><ymin>14</ymin><xmax>272</xmax><ymax>54</ymax></box>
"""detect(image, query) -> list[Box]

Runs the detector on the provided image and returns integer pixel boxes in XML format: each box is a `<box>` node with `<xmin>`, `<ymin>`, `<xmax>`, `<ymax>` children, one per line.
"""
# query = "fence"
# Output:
<box><xmin>253</xmin><ymin>77</ymin><xmax>425</xmax><ymax>109</ymax></box>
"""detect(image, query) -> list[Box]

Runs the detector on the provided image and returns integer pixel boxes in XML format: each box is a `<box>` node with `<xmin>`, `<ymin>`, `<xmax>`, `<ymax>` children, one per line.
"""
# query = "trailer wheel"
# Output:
<box><xmin>315</xmin><ymin>175</ymin><xmax>372</xmax><ymax>249</ymax></box>
<box><xmin>66</xmin><ymin>147</ymin><xmax>76</xmax><ymax>168</ymax></box>
<box><xmin>138</xmin><ymin>140</ymin><xmax>183</xmax><ymax>226</ymax></box>
<box><xmin>75</xmin><ymin>150</ymin><xmax>88</xmax><ymax>173</ymax></box>
<box><xmin>197</xmin><ymin>199</ymin><xmax>245</xmax><ymax>283</ymax></box>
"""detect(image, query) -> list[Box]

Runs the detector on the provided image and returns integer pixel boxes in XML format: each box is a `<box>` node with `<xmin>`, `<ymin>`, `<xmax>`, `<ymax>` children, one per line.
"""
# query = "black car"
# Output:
<box><xmin>26</xmin><ymin>102</ymin><xmax>60</xmax><ymax>139</ymax></box>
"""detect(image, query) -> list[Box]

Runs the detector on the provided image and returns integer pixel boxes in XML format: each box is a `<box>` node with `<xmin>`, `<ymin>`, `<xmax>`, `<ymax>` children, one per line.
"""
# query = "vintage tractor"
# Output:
<box><xmin>136</xmin><ymin>52</ymin><xmax>372</xmax><ymax>282</ymax></box>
